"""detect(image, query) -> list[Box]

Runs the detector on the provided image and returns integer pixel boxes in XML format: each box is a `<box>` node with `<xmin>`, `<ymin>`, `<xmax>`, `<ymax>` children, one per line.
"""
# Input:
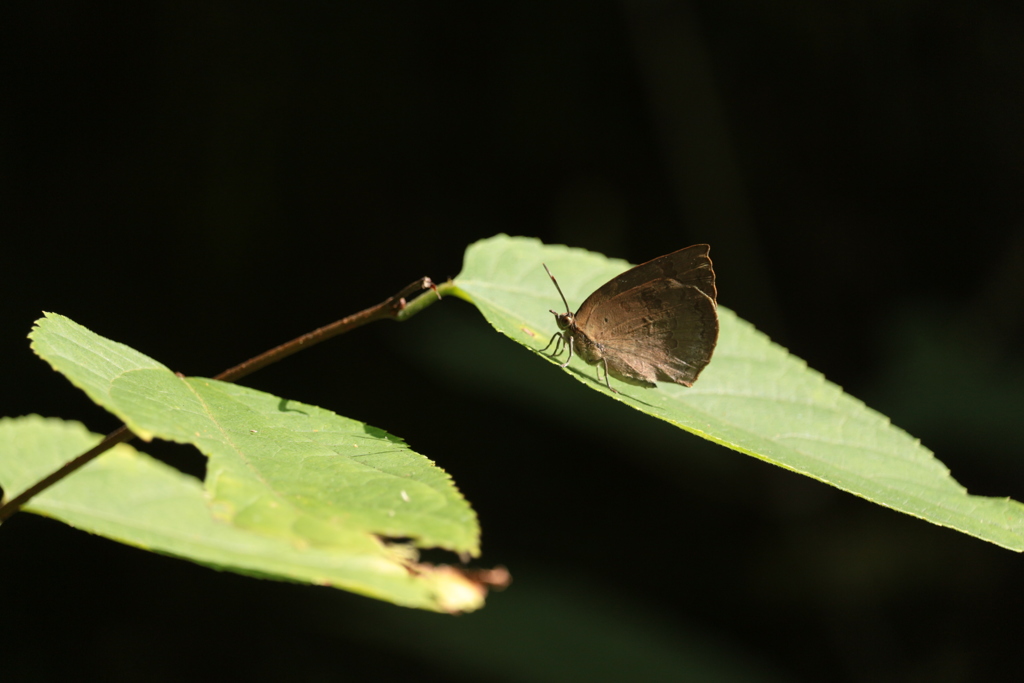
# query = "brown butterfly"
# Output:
<box><xmin>541</xmin><ymin>245</ymin><xmax>719</xmax><ymax>392</ymax></box>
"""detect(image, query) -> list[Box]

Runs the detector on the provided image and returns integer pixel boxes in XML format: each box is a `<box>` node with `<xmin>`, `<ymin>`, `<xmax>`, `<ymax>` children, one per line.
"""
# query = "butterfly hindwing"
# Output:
<box><xmin>585</xmin><ymin>279</ymin><xmax>718</xmax><ymax>386</ymax></box>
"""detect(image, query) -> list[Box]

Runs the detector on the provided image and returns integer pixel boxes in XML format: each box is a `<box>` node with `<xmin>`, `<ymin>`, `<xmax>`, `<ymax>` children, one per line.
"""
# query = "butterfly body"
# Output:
<box><xmin>543</xmin><ymin>245</ymin><xmax>719</xmax><ymax>390</ymax></box>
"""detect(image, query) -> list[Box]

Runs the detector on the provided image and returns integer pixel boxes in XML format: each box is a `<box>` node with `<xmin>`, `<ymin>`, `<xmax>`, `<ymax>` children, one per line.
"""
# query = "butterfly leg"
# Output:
<box><xmin>598</xmin><ymin>358</ymin><xmax>619</xmax><ymax>393</ymax></box>
<box><xmin>558</xmin><ymin>335</ymin><xmax>574</xmax><ymax>368</ymax></box>
<box><xmin>541</xmin><ymin>331</ymin><xmax>566</xmax><ymax>358</ymax></box>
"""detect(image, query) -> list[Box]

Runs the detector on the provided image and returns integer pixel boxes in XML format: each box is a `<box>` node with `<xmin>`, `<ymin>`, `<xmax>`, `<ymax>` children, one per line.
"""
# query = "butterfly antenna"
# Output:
<box><xmin>543</xmin><ymin>263</ymin><xmax>571</xmax><ymax>313</ymax></box>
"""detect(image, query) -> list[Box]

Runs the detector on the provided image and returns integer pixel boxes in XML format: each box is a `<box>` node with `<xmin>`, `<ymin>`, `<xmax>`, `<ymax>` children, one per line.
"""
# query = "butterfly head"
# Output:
<box><xmin>550</xmin><ymin>309</ymin><xmax>576</xmax><ymax>331</ymax></box>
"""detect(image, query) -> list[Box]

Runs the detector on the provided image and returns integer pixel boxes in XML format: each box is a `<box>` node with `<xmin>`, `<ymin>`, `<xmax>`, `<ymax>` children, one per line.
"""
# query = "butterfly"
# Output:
<box><xmin>542</xmin><ymin>245</ymin><xmax>718</xmax><ymax>391</ymax></box>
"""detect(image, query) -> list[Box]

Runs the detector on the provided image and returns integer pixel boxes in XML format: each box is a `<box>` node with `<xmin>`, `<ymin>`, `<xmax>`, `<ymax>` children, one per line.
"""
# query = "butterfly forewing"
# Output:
<box><xmin>574</xmin><ymin>244</ymin><xmax>715</xmax><ymax>329</ymax></box>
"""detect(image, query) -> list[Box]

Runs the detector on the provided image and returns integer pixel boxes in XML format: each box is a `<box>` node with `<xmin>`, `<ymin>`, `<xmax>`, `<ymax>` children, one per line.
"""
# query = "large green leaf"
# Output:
<box><xmin>452</xmin><ymin>235</ymin><xmax>1024</xmax><ymax>551</ymax></box>
<box><xmin>18</xmin><ymin>313</ymin><xmax>484</xmax><ymax>611</ymax></box>
<box><xmin>0</xmin><ymin>416</ymin><xmax>483</xmax><ymax>612</ymax></box>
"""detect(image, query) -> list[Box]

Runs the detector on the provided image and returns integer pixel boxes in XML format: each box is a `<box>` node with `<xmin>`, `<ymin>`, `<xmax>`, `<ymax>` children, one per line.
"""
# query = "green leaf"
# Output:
<box><xmin>452</xmin><ymin>235</ymin><xmax>1024</xmax><ymax>551</ymax></box>
<box><xmin>0</xmin><ymin>416</ymin><xmax>484</xmax><ymax>612</ymax></box>
<box><xmin>20</xmin><ymin>313</ymin><xmax>484</xmax><ymax>611</ymax></box>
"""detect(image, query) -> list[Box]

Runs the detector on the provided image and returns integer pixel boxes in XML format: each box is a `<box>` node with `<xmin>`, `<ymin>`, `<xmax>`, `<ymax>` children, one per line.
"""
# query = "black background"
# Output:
<box><xmin>3</xmin><ymin>2</ymin><xmax>1023</xmax><ymax>681</ymax></box>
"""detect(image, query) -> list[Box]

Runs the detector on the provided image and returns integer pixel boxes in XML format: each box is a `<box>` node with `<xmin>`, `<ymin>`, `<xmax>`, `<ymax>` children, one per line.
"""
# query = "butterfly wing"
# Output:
<box><xmin>575</xmin><ymin>245</ymin><xmax>718</xmax><ymax>387</ymax></box>
<box><xmin>575</xmin><ymin>244</ymin><xmax>716</xmax><ymax>326</ymax></box>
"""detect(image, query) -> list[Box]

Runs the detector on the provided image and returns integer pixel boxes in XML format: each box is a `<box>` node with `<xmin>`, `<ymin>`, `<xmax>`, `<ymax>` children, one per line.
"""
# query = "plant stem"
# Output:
<box><xmin>0</xmin><ymin>277</ymin><xmax>445</xmax><ymax>522</ymax></box>
<box><xmin>214</xmin><ymin>277</ymin><xmax>442</xmax><ymax>382</ymax></box>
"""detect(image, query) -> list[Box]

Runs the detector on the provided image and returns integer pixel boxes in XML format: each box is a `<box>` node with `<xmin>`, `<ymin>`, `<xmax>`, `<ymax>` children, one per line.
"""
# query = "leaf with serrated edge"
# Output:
<box><xmin>28</xmin><ymin>313</ymin><xmax>479</xmax><ymax>559</ymax></box>
<box><xmin>452</xmin><ymin>235</ymin><xmax>1024</xmax><ymax>551</ymax></box>
<box><xmin>0</xmin><ymin>416</ymin><xmax>483</xmax><ymax>612</ymax></box>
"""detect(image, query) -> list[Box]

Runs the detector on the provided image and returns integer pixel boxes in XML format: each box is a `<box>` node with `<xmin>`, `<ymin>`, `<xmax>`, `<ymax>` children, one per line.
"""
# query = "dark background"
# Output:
<box><xmin>3</xmin><ymin>2</ymin><xmax>1023</xmax><ymax>681</ymax></box>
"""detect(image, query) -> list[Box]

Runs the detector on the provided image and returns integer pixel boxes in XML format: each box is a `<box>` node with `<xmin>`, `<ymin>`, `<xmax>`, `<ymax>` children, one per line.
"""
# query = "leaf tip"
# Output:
<box><xmin>418</xmin><ymin>563</ymin><xmax>511</xmax><ymax>614</ymax></box>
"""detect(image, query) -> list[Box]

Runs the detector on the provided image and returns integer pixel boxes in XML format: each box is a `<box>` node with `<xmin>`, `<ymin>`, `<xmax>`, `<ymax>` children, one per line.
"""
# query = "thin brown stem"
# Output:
<box><xmin>0</xmin><ymin>277</ymin><xmax>445</xmax><ymax>523</ymax></box>
<box><xmin>214</xmin><ymin>277</ymin><xmax>439</xmax><ymax>383</ymax></box>
<box><xmin>0</xmin><ymin>425</ymin><xmax>135</xmax><ymax>523</ymax></box>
